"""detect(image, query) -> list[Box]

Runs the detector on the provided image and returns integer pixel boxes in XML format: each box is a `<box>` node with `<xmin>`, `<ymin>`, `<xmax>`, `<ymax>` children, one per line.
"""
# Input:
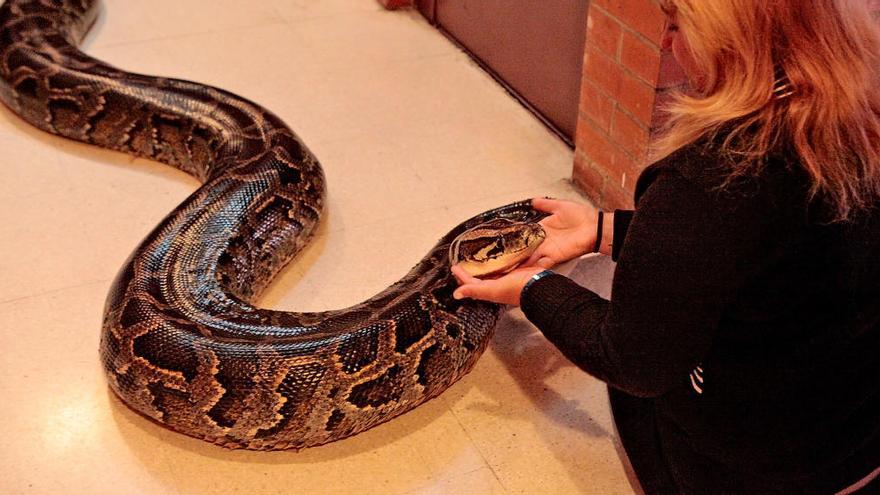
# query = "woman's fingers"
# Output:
<box><xmin>451</xmin><ymin>264</ymin><xmax>480</xmax><ymax>285</ymax></box>
<box><xmin>536</xmin><ymin>257</ymin><xmax>554</xmax><ymax>268</ymax></box>
<box><xmin>453</xmin><ymin>283</ymin><xmax>479</xmax><ymax>300</ymax></box>
<box><xmin>531</xmin><ymin>196</ymin><xmax>561</xmax><ymax>213</ymax></box>
<box><xmin>451</xmin><ymin>264</ymin><xmax>506</xmax><ymax>302</ymax></box>
<box><xmin>523</xmin><ymin>249</ymin><xmax>555</xmax><ymax>268</ymax></box>
<box><xmin>523</xmin><ymin>250</ymin><xmax>542</xmax><ymax>267</ymax></box>
<box><xmin>450</xmin><ymin>265</ymin><xmax>477</xmax><ymax>300</ymax></box>
<box><xmin>452</xmin><ymin>266</ymin><xmax>546</xmax><ymax>305</ymax></box>
<box><xmin>452</xmin><ymin>270</ymin><xmax>499</xmax><ymax>301</ymax></box>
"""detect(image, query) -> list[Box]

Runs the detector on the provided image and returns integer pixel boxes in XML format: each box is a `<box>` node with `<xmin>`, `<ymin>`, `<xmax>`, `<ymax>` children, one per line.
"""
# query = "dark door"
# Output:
<box><xmin>418</xmin><ymin>0</ymin><xmax>589</xmax><ymax>145</ymax></box>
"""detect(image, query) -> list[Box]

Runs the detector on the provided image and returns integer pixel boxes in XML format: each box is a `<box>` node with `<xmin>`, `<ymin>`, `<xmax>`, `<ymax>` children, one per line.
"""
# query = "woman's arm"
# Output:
<box><xmin>598</xmin><ymin>210</ymin><xmax>616</xmax><ymax>257</ymax></box>
<box><xmin>451</xmin><ymin>203</ymin><xmax>629</xmax><ymax>305</ymax></box>
<box><xmin>520</xmin><ymin>167</ymin><xmax>792</xmax><ymax>397</ymax></box>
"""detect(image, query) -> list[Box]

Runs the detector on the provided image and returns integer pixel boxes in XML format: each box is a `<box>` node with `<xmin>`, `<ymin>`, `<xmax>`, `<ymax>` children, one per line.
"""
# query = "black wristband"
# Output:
<box><xmin>592</xmin><ymin>210</ymin><xmax>604</xmax><ymax>253</ymax></box>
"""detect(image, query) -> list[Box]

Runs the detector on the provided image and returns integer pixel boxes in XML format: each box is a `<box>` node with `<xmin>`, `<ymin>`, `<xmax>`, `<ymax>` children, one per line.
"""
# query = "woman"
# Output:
<box><xmin>452</xmin><ymin>0</ymin><xmax>880</xmax><ymax>493</ymax></box>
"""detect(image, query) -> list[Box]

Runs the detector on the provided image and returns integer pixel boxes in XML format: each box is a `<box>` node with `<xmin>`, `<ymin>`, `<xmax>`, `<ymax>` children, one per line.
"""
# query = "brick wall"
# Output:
<box><xmin>388</xmin><ymin>0</ymin><xmax>874</xmax><ymax>208</ymax></box>
<box><xmin>573</xmin><ymin>0</ymin><xmax>683</xmax><ymax>210</ymax></box>
<box><xmin>383</xmin><ymin>0</ymin><xmax>685</xmax><ymax>208</ymax></box>
<box><xmin>377</xmin><ymin>0</ymin><xmax>413</xmax><ymax>10</ymax></box>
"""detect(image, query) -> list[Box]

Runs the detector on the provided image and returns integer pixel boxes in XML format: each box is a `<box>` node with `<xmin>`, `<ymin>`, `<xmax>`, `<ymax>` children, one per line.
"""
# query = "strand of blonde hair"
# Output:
<box><xmin>654</xmin><ymin>0</ymin><xmax>880</xmax><ymax>222</ymax></box>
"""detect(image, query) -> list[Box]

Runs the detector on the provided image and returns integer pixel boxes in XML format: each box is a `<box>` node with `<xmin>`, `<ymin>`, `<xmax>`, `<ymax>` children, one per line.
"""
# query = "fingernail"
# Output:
<box><xmin>453</xmin><ymin>291</ymin><xmax>463</xmax><ymax>300</ymax></box>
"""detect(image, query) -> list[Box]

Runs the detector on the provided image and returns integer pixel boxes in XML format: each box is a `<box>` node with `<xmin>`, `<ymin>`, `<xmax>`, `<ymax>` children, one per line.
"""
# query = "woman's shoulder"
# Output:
<box><xmin>635</xmin><ymin>133</ymin><xmax>809</xmax><ymax>213</ymax></box>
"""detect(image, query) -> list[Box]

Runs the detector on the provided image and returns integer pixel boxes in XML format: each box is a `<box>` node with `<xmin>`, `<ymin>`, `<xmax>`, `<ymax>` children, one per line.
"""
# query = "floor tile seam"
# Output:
<box><xmin>441</xmin><ymin>178</ymin><xmax>580</xmax><ymax>210</ymax></box>
<box><xmin>0</xmin><ymin>166</ymin><xmax>160</xmax><ymax>203</ymax></box>
<box><xmin>297</xmin><ymin>49</ymin><xmax>462</xmax><ymax>83</ymax></box>
<box><xmin>90</xmin><ymin>34</ymin><xmax>460</xmax><ymax>87</ymax></box>
<box><xmin>84</xmin><ymin>17</ymin><xmax>289</xmax><ymax>51</ymax></box>
<box><xmin>308</xmin><ymin>202</ymin><xmax>456</xmax><ymax>236</ymax></box>
<box><xmin>312</xmin><ymin>178</ymin><xmax>578</xmax><ymax>237</ymax></box>
<box><xmin>310</xmin><ymin>129</ymin><xmax>569</xmax><ymax>189</ymax></box>
<box><xmin>445</xmin><ymin>404</ymin><xmax>511</xmax><ymax>494</ymax></box>
<box><xmin>269</xmin><ymin>48</ymin><xmax>462</xmax><ymax>82</ymax></box>
<box><xmin>404</xmin><ymin>157</ymin><xmax>559</xmax><ymax>186</ymax></box>
<box><xmin>274</xmin><ymin>6</ymin><xmax>441</xmax><ymax>29</ymax></box>
<box><xmin>269</xmin><ymin>6</ymin><xmax>387</xmax><ymax>25</ymax></box>
<box><xmin>0</xmin><ymin>279</ymin><xmax>109</xmax><ymax>307</ymax></box>
<box><xmin>84</xmin><ymin>10</ymin><xmax>458</xmax><ymax>63</ymax></box>
<box><xmin>0</xmin><ymin>188</ymin><xmax>73</xmax><ymax>204</ymax></box>
<box><xmin>394</xmin><ymin>465</ymin><xmax>507</xmax><ymax>495</ymax></box>
<box><xmin>308</xmin><ymin>154</ymin><xmax>568</xmax><ymax>211</ymax></box>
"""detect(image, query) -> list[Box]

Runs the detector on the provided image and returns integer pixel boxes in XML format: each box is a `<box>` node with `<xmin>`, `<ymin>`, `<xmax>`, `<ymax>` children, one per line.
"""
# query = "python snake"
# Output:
<box><xmin>0</xmin><ymin>0</ymin><xmax>547</xmax><ymax>450</ymax></box>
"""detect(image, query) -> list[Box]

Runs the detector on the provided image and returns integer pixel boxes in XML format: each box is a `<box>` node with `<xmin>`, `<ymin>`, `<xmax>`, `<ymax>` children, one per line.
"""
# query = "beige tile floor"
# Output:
<box><xmin>0</xmin><ymin>1</ymin><xmax>635</xmax><ymax>493</ymax></box>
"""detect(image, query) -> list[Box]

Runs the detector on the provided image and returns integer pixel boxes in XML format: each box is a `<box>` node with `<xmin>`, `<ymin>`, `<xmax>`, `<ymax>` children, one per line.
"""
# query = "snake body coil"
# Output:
<box><xmin>0</xmin><ymin>0</ymin><xmax>544</xmax><ymax>449</ymax></box>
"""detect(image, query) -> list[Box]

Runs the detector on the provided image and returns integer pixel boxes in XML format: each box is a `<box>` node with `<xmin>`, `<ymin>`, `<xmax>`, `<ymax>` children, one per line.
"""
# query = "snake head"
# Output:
<box><xmin>448</xmin><ymin>218</ymin><xmax>546</xmax><ymax>277</ymax></box>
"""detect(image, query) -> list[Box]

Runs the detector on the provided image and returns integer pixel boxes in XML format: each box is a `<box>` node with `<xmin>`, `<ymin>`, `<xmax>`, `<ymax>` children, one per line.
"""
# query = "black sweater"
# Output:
<box><xmin>520</xmin><ymin>141</ymin><xmax>880</xmax><ymax>491</ymax></box>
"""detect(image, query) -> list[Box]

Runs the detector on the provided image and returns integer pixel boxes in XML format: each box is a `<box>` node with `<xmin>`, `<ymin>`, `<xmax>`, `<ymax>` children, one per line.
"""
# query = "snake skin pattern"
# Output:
<box><xmin>0</xmin><ymin>0</ymin><xmax>545</xmax><ymax>450</ymax></box>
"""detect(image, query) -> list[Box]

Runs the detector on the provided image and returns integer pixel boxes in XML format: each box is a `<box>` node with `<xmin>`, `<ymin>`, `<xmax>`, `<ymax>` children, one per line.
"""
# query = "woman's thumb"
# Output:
<box><xmin>536</xmin><ymin>257</ymin><xmax>554</xmax><ymax>268</ymax></box>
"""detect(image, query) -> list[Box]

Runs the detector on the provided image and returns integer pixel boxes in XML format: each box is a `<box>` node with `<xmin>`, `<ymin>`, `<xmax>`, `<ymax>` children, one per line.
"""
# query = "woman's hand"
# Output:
<box><xmin>525</xmin><ymin>197</ymin><xmax>600</xmax><ymax>269</ymax></box>
<box><xmin>451</xmin><ymin>264</ymin><xmax>546</xmax><ymax>306</ymax></box>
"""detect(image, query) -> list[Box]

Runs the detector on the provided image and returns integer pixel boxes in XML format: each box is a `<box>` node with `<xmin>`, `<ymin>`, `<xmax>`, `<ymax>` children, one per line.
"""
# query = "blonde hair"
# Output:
<box><xmin>654</xmin><ymin>0</ymin><xmax>880</xmax><ymax>221</ymax></box>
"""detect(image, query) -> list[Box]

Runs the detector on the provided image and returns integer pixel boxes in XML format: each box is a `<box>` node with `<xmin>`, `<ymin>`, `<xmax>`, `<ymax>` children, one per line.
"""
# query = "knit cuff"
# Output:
<box><xmin>520</xmin><ymin>269</ymin><xmax>554</xmax><ymax>300</ymax></box>
<box><xmin>612</xmin><ymin>209</ymin><xmax>634</xmax><ymax>262</ymax></box>
<box><xmin>520</xmin><ymin>272</ymin><xmax>591</xmax><ymax>331</ymax></box>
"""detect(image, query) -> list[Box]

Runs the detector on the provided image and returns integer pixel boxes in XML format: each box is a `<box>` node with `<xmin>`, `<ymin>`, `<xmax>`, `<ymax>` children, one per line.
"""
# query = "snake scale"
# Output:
<box><xmin>0</xmin><ymin>0</ymin><xmax>546</xmax><ymax>450</ymax></box>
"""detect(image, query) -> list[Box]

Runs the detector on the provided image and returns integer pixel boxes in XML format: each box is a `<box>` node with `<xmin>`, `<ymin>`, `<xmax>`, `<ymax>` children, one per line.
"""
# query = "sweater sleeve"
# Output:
<box><xmin>612</xmin><ymin>209</ymin><xmax>634</xmax><ymax>262</ymax></box>
<box><xmin>520</xmin><ymin>166</ymin><xmax>791</xmax><ymax>397</ymax></box>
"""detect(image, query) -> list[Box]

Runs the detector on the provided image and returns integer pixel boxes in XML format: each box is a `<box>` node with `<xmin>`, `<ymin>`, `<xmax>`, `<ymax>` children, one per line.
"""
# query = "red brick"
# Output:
<box><xmin>579</xmin><ymin>79</ymin><xmax>615</xmax><ymax>133</ymax></box>
<box><xmin>610</xmin><ymin>108</ymin><xmax>650</xmax><ymax>160</ymax></box>
<box><xmin>575</xmin><ymin>0</ymin><xmax>667</xmax><ymax>205</ymax></box>
<box><xmin>583</xmin><ymin>47</ymin><xmax>624</xmax><ymax>99</ymax></box>
<box><xmin>603</xmin><ymin>182</ymin><xmax>635</xmax><ymax>210</ymax></box>
<box><xmin>575</xmin><ymin>116</ymin><xmax>618</xmax><ymax>171</ymax></box>
<box><xmin>614</xmin><ymin>148</ymin><xmax>646</xmax><ymax>191</ymax></box>
<box><xmin>595</xmin><ymin>0</ymin><xmax>666</xmax><ymax>46</ymax></box>
<box><xmin>616</xmin><ymin>73</ymin><xmax>657</xmax><ymax>126</ymax></box>
<box><xmin>587</xmin><ymin>7</ymin><xmax>622</xmax><ymax>59</ymax></box>
<box><xmin>572</xmin><ymin>152</ymin><xmax>605</xmax><ymax>203</ymax></box>
<box><xmin>575</xmin><ymin>114</ymin><xmax>647</xmax><ymax>198</ymax></box>
<box><xmin>377</xmin><ymin>0</ymin><xmax>412</xmax><ymax>9</ymax></box>
<box><xmin>620</xmin><ymin>30</ymin><xmax>661</xmax><ymax>86</ymax></box>
<box><xmin>584</xmin><ymin>128</ymin><xmax>643</xmax><ymax>193</ymax></box>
